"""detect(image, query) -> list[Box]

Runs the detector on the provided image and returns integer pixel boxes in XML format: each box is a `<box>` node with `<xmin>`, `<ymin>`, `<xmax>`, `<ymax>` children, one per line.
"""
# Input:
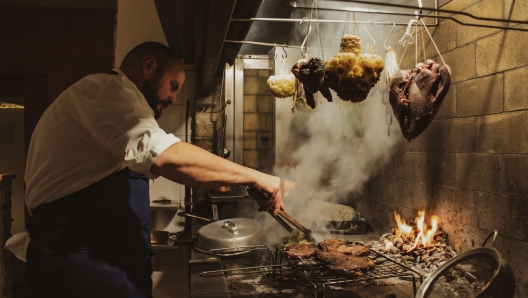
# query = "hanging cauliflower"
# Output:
<box><xmin>325</xmin><ymin>34</ymin><xmax>385</xmax><ymax>103</ymax></box>
<box><xmin>267</xmin><ymin>72</ymin><xmax>296</xmax><ymax>98</ymax></box>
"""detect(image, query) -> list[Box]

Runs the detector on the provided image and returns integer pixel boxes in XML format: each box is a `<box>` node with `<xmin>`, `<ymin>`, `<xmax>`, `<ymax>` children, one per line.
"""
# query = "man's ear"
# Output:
<box><xmin>141</xmin><ymin>55</ymin><xmax>157</xmax><ymax>76</ymax></box>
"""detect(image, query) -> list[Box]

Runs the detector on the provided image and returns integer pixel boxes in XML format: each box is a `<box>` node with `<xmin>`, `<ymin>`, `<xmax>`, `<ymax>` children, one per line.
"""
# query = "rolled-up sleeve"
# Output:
<box><xmin>73</xmin><ymin>75</ymin><xmax>180</xmax><ymax>179</ymax></box>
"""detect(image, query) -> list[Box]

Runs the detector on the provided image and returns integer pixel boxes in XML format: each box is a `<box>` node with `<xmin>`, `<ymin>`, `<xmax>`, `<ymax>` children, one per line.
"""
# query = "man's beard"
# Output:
<box><xmin>141</xmin><ymin>75</ymin><xmax>167</xmax><ymax>119</ymax></box>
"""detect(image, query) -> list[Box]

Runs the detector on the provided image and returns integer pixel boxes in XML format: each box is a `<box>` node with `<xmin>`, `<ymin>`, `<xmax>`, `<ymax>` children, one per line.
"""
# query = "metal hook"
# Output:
<box><xmin>273</xmin><ymin>43</ymin><xmax>278</xmax><ymax>60</ymax></box>
<box><xmin>384</xmin><ymin>21</ymin><xmax>396</xmax><ymax>49</ymax></box>
<box><xmin>363</xmin><ymin>21</ymin><xmax>376</xmax><ymax>47</ymax></box>
<box><xmin>281</xmin><ymin>47</ymin><xmax>287</xmax><ymax>59</ymax></box>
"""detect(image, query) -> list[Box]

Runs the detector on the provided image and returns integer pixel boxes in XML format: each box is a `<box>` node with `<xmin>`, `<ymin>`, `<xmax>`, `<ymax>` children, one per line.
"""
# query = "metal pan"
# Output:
<box><xmin>416</xmin><ymin>231</ymin><xmax>515</xmax><ymax>298</ymax></box>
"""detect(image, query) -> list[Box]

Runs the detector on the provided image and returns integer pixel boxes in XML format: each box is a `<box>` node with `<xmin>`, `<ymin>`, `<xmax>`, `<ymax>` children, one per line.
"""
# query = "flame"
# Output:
<box><xmin>394</xmin><ymin>211</ymin><xmax>440</xmax><ymax>252</ymax></box>
<box><xmin>394</xmin><ymin>212</ymin><xmax>413</xmax><ymax>239</ymax></box>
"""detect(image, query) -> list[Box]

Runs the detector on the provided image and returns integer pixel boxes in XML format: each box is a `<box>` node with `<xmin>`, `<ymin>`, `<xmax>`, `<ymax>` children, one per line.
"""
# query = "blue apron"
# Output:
<box><xmin>25</xmin><ymin>168</ymin><xmax>153</xmax><ymax>298</ymax></box>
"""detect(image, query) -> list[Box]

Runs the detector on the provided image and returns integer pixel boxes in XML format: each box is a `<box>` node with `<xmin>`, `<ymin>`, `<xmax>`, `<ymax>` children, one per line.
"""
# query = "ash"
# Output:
<box><xmin>366</xmin><ymin>227</ymin><xmax>456</xmax><ymax>278</ymax></box>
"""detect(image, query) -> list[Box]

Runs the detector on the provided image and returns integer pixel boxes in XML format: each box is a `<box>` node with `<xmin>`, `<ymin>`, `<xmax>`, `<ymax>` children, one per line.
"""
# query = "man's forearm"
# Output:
<box><xmin>151</xmin><ymin>141</ymin><xmax>259</xmax><ymax>188</ymax></box>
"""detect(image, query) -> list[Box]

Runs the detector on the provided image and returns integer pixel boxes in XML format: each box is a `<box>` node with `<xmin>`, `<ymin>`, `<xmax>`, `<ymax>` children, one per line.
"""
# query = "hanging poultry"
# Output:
<box><xmin>389</xmin><ymin>59</ymin><xmax>451</xmax><ymax>142</ymax></box>
<box><xmin>291</xmin><ymin>55</ymin><xmax>333</xmax><ymax>109</ymax></box>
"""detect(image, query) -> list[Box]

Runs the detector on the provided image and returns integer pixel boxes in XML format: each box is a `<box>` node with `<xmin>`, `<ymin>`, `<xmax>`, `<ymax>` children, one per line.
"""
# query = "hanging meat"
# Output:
<box><xmin>291</xmin><ymin>56</ymin><xmax>332</xmax><ymax>109</ymax></box>
<box><xmin>389</xmin><ymin>59</ymin><xmax>451</xmax><ymax>142</ymax></box>
<box><xmin>325</xmin><ymin>34</ymin><xmax>385</xmax><ymax>103</ymax></box>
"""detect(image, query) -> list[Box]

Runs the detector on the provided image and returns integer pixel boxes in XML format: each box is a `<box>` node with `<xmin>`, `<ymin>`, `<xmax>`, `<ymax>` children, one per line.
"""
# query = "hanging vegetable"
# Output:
<box><xmin>291</xmin><ymin>55</ymin><xmax>333</xmax><ymax>109</ymax></box>
<box><xmin>267</xmin><ymin>72</ymin><xmax>296</xmax><ymax>98</ymax></box>
<box><xmin>324</xmin><ymin>34</ymin><xmax>385</xmax><ymax>103</ymax></box>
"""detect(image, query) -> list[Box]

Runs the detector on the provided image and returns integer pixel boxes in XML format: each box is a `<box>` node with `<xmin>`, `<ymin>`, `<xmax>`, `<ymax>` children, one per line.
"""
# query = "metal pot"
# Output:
<box><xmin>416</xmin><ymin>232</ymin><xmax>515</xmax><ymax>298</ymax></box>
<box><xmin>194</xmin><ymin>218</ymin><xmax>266</xmax><ymax>256</ymax></box>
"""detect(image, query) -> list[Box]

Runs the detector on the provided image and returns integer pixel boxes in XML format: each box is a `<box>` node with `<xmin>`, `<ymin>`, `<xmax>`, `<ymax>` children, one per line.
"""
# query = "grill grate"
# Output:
<box><xmin>278</xmin><ymin>243</ymin><xmax>424</xmax><ymax>296</ymax></box>
<box><xmin>199</xmin><ymin>243</ymin><xmax>423</xmax><ymax>298</ymax></box>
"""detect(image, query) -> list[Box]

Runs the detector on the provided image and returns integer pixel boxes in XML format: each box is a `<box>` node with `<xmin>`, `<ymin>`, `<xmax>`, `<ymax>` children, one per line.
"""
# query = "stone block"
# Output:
<box><xmin>441</xmin><ymin>0</ymin><xmax>476</xmax><ymax>11</ymax></box>
<box><xmin>194</xmin><ymin>124</ymin><xmax>220</xmax><ymax>139</ymax></box>
<box><xmin>504</xmin><ymin>65</ymin><xmax>528</xmax><ymax>111</ymax></box>
<box><xmin>243</xmin><ymin>131</ymin><xmax>257</xmax><ymax>149</ymax></box>
<box><xmin>498</xmin><ymin>236</ymin><xmax>528</xmax><ymax>285</ymax></box>
<box><xmin>502</xmin><ymin>154</ymin><xmax>528</xmax><ymax>197</ymax></box>
<box><xmin>435</xmin><ymin>84</ymin><xmax>456</xmax><ymax>119</ymax></box>
<box><xmin>456</xmin><ymin>0</ymin><xmax>503</xmax><ymax>46</ymax></box>
<box><xmin>504</xmin><ymin>0</ymin><xmax>528</xmax><ymax>30</ymax></box>
<box><xmin>406</xmin><ymin>181</ymin><xmax>435</xmax><ymax>212</ymax></box>
<box><xmin>244</xmin><ymin>76</ymin><xmax>268</xmax><ymax>95</ymax></box>
<box><xmin>434</xmin><ymin>186</ymin><xmax>476</xmax><ymax>228</ymax></box>
<box><xmin>443</xmin><ymin>43</ymin><xmax>475</xmax><ymax>83</ymax></box>
<box><xmin>243</xmin><ymin>150</ymin><xmax>259</xmax><ymax>168</ymax></box>
<box><xmin>256</xmin><ymin>131</ymin><xmax>273</xmax><ymax>150</ymax></box>
<box><xmin>441</xmin><ymin>223</ymin><xmax>492</xmax><ymax>253</ymax></box>
<box><xmin>476</xmin><ymin>192</ymin><xmax>528</xmax><ymax>242</ymax></box>
<box><xmin>421</xmin><ymin>153</ymin><xmax>458</xmax><ymax>187</ymax></box>
<box><xmin>420</xmin><ymin>20</ymin><xmax>457</xmax><ymax>59</ymax></box>
<box><xmin>243</xmin><ymin>95</ymin><xmax>257</xmax><ymax>113</ymax></box>
<box><xmin>266</xmin><ymin>113</ymin><xmax>274</xmax><ymax>132</ymax></box>
<box><xmin>258</xmin><ymin>69</ymin><xmax>269</xmax><ymax>77</ymax></box>
<box><xmin>243</xmin><ymin>114</ymin><xmax>267</xmax><ymax>132</ymax></box>
<box><xmin>195</xmin><ymin>112</ymin><xmax>221</xmax><ymax>126</ymax></box>
<box><xmin>476</xmin><ymin>111</ymin><xmax>528</xmax><ymax>153</ymax></box>
<box><xmin>456</xmin><ymin>73</ymin><xmax>504</xmax><ymax>116</ymax></box>
<box><xmin>193</xmin><ymin>137</ymin><xmax>217</xmax><ymax>153</ymax></box>
<box><xmin>244</xmin><ymin>69</ymin><xmax>258</xmax><ymax>77</ymax></box>
<box><xmin>476</xmin><ymin>30</ymin><xmax>528</xmax><ymax>77</ymax></box>
<box><xmin>257</xmin><ymin>95</ymin><xmax>273</xmax><ymax>113</ymax></box>
<box><xmin>515</xmin><ymin>283</ymin><xmax>528</xmax><ymax>298</ymax></box>
<box><xmin>455</xmin><ymin>153</ymin><xmax>502</xmax><ymax>193</ymax></box>
<box><xmin>382</xmin><ymin>152</ymin><xmax>422</xmax><ymax>182</ymax></box>
<box><xmin>424</xmin><ymin>117</ymin><xmax>478</xmax><ymax>153</ymax></box>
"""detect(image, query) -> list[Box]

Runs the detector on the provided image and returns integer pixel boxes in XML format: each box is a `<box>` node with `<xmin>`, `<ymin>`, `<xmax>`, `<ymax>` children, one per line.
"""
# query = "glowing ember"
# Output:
<box><xmin>394</xmin><ymin>211</ymin><xmax>440</xmax><ymax>252</ymax></box>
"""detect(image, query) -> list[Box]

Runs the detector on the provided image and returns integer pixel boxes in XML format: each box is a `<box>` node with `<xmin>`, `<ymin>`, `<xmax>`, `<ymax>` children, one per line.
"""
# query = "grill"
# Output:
<box><xmin>199</xmin><ymin>243</ymin><xmax>424</xmax><ymax>297</ymax></box>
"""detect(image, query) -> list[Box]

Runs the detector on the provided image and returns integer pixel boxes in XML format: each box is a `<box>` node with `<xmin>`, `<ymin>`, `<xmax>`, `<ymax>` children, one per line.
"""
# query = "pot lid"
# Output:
<box><xmin>197</xmin><ymin>218</ymin><xmax>262</xmax><ymax>240</ymax></box>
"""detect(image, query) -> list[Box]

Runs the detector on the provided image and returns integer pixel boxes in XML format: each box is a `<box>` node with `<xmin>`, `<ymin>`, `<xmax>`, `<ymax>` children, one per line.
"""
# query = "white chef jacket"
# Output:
<box><xmin>24</xmin><ymin>68</ymin><xmax>180</xmax><ymax>212</ymax></box>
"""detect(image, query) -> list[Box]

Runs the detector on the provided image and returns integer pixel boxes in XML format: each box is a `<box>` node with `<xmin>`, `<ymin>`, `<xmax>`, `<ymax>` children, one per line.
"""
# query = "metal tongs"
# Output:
<box><xmin>244</xmin><ymin>186</ymin><xmax>314</xmax><ymax>240</ymax></box>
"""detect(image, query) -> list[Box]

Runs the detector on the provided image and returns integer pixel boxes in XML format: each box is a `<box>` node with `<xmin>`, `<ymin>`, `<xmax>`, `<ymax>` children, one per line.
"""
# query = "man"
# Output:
<box><xmin>21</xmin><ymin>42</ymin><xmax>283</xmax><ymax>298</ymax></box>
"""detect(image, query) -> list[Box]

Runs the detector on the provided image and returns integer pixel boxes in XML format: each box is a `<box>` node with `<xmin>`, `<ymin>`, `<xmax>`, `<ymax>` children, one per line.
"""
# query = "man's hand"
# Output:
<box><xmin>252</xmin><ymin>175</ymin><xmax>284</xmax><ymax>216</ymax></box>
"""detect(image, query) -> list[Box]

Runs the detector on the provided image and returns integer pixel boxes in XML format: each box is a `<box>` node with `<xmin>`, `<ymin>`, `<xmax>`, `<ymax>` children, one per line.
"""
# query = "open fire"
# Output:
<box><xmin>393</xmin><ymin>211</ymin><xmax>439</xmax><ymax>252</ymax></box>
<box><xmin>367</xmin><ymin>210</ymin><xmax>456</xmax><ymax>277</ymax></box>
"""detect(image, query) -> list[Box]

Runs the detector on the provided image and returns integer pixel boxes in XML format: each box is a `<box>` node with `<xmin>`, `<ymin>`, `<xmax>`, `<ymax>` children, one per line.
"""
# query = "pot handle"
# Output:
<box><xmin>222</xmin><ymin>220</ymin><xmax>240</xmax><ymax>236</ymax></box>
<box><xmin>482</xmin><ymin>230</ymin><xmax>498</xmax><ymax>247</ymax></box>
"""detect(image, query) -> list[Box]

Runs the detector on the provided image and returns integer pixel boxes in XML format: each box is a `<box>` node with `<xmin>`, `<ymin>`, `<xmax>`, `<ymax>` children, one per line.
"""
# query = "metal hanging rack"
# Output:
<box><xmin>226</xmin><ymin>0</ymin><xmax>528</xmax><ymax>49</ymax></box>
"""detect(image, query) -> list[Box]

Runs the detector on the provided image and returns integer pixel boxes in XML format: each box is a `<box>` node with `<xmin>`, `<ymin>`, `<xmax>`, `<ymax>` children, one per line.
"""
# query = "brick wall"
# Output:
<box><xmin>243</xmin><ymin>69</ymin><xmax>275</xmax><ymax>174</ymax></box>
<box><xmin>353</xmin><ymin>0</ymin><xmax>528</xmax><ymax>296</ymax></box>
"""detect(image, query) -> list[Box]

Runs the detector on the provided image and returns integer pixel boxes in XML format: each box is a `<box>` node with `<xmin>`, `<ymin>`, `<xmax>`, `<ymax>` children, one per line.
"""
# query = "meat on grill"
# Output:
<box><xmin>291</xmin><ymin>57</ymin><xmax>332</xmax><ymax>109</ymax></box>
<box><xmin>284</xmin><ymin>243</ymin><xmax>318</xmax><ymax>259</ymax></box>
<box><xmin>318</xmin><ymin>239</ymin><xmax>371</xmax><ymax>256</ymax></box>
<box><xmin>318</xmin><ymin>239</ymin><xmax>342</xmax><ymax>251</ymax></box>
<box><xmin>389</xmin><ymin>59</ymin><xmax>451</xmax><ymax>142</ymax></box>
<box><xmin>314</xmin><ymin>250</ymin><xmax>375</xmax><ymax>277</ymax></box>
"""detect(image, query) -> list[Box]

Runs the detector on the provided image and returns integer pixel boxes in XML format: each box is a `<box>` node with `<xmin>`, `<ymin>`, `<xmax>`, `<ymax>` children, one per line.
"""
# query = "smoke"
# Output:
<box><xmin>272</xmin><ymin>3</ymin><xmax>404</xmax><ymax>224</ymax></box>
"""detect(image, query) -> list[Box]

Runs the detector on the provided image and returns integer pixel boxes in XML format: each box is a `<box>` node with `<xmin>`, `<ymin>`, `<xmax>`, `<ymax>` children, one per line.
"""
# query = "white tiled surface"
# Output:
<box><xmin>149</xmin><ymin>70</ymin><xmax>195</xmax><ymax>232</ymax></box>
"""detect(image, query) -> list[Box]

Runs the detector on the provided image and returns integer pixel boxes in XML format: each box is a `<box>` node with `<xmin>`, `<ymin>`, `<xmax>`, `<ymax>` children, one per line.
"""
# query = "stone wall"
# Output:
<box><xmin>353</xmin><ymin>0</ymin><xmax>528</xmax><ymax>296</ymax></box>
<box><xmin>243</xmin><ymin>69</ymin><xmax>275</xmax><ymax>174</ymax></box>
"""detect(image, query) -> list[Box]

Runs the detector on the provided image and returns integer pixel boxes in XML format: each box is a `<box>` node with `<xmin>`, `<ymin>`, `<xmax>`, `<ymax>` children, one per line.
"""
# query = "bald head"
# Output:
<box><xmin>120</xmin><ymin>42</ymin><xmax>185</xmax><ymax>119</ymax></box>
